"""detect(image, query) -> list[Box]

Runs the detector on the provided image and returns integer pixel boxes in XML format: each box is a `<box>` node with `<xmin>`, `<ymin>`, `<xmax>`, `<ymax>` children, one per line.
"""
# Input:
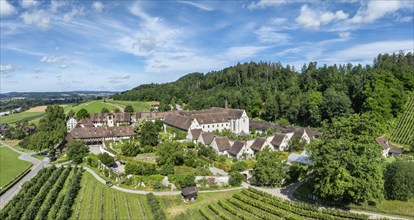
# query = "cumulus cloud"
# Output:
<box><xmin>21</xmin><ymin>10</ymin><xmax>50</xmax><ymax>29</ymax></box>
<box><xmin>0</xmin><ymin>64</ymin><xmax>16</xmax><ymax>73</ymax></box>
<box><xmin>92</xmin><ymin>1</ymin><xmax>104</xmax><ymax>13</ymax></box>
<box><xmin>41</xmin><ymin>55</ymin><xmax>69</xmax><ymax>63</ymax></box>
<box><xmin>248</xmin><ymin>0</ymin><xmax>286</xmax><ymax>10</ymax></box>
<box><xmin>296</xmin><ymin>5</ymin><xmax>348</xmax><ymax>28</ymax></box>
<box><xmin>20</xmin><ymin>0</ymin><xmax>38</xmax><ymax>8</ymax></box>
<box><xmin>59</xmin><ymin>64</ymin><xmax>68</xmax><ymax>69</ymax></box>
<box><xmin>350</xmin><ymin>1</ymin><xmax>403</xmax><ymax>23</ymax></box>
<box><xmin>1</xmin><ymin>0</ymin><xmax>16</xmax><ymax>17</ymax></box>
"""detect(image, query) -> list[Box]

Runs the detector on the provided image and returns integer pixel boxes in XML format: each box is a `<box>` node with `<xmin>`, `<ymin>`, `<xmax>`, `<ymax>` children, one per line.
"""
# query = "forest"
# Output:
<box><xmin>113</xmin><ymin>52</ymin><xmax>414</xmax><ymax>128</ymax></box>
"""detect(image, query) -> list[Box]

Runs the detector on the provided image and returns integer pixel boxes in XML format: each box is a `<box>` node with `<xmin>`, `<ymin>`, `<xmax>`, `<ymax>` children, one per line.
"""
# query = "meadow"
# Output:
<box><xmin>0</xmin><ymin>146</ymin><xmax>31</xmax><ymax>188</ymax></box>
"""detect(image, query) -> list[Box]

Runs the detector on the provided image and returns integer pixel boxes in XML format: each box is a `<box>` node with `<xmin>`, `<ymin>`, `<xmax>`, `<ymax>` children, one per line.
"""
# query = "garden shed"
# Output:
<box><xmin>181</xmin><ymin>187</ymin><xmax>198</xmax><ymax>201</ymax></box>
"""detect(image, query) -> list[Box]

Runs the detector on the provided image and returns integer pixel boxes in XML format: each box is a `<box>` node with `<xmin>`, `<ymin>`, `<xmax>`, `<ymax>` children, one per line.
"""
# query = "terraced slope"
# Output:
<box><xmin>391</xmin><ymin>96</ymin><xmax>414</xmax><ymax>147</ymax></box>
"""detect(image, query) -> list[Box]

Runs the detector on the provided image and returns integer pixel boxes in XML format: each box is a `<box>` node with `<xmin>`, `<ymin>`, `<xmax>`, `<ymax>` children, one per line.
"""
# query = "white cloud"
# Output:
<box><xmin>339</xmin><ymin>31</ymin><xmax>351</xmax><ymax>38</ymax></box>
<box><xmin>20</xmin><ymin>0</ymin><xmax>38</xmax><ymax>8</ymax></box>
<box><xmin>1</xmin><ymin>0</ymin><xmax>16</xmax><ymax>17</ymax></box>
<box><xmin>296</xmin><ymin>5</ymin><xmax>348</xmax><ymax>28</ymax></box>
<box><xmin>59</xmin><ymin>64</ymin><xmax>68</xmax><ymax>69</ymax></box>
<box><xmin>326</xmin><ymin>40</ymin><xmax>414</xmax><ymax>63</ymax></box>
<box><xmin>179</xmin><ymin>1</ymin><xmax>213</xmax><ymax>11</ymax></box>
<box><xmin>223</xmin><ymin>46</ymin><xmax>268</xmax><ymax>60</ymax></box>
<box><xmin>63</xmin><ymin>7</ymin><xmax>84</xmax><ymax>22</ymax></box>
<box><xmin>397</xmin><ymin>16</ymin><xmax>413</xmax><ymax>23</ymax></box>
<box><xmin>21</xmin><ymin>10</ymin><xmax>50</xmax><ymax>29</ymax></box>
<box><xmin>350</xmin><ymin>1</ymin><xmax>402</xmax><ymax>23</ymax></box>
<box><xmin>92</xmin><ymin>1</ymin><xmax>104</xmax><ymax>13</ymax></box>
<box><xmin>255</xmin><ymin>26</ymin><xmax>289</xmax><ymax>43</ymax></box>
<box><xmin>50</xmin><ymin>0</ymin><xmax>66</xmax><ymax>12</ymax></box>
<box><xmin>248</xmin><ymin>0</ymin><xmax>286</xmax><ymax>10</ymax></box>
<box><xmin>0</xmin><ymin>64</ymin><xmax>16</xmax><ymax>73</ymax></box>
<box><xmin>41</xmin><ymin>56</ymin><xmax>69</xmax><ymax>63</ymax></box>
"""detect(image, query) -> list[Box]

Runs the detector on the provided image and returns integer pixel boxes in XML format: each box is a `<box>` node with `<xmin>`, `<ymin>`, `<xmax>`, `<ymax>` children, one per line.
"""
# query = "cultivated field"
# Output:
<box><xmin>0</xmin><ymin>146</ymin><xmax>31</xmax><ymax>188</ymax></box>
<box><xmin>0</xmin><ymin>166</ymin><xmax>82</xmax><ymax>220</ymax></box>
<box><xmin>199</xmin><ymin>187</ymin><xmax>369</xmax><ymax>220</ymax></box>
<box><xmin>391</xmin><ymin>96</ymin><xmax>414</xmax><ymax>146</ymax></box>
<box><xmin>0</xmin><ymin>111</ymin><xmax>45</xmax><ymax>125</ymax></box>
<box><xmin>70</xmin><ymin>172</ymin><xmax>154</xmax><ymax>220</ymax></box>
<box><xmin>25</xmin><ymin>105</ymin><xmax>67</xmax><ymax>113</ymax></box>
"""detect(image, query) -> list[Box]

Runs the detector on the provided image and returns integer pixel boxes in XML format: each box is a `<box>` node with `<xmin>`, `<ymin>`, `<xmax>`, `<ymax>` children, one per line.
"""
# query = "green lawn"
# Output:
<box><xmin>70</xmin><ymin>172</ymin><xmax>153</xmax><ymax>220</ymax></box>
<box><xmin>0</xmin><ymin>111</ymin><xmax>45</xmax><ymax>125</ymax></box>
<box><xmin>294</xmin><ymin>181</ymin><xmax>414</xmax><ymax>218</ymax></box>
<box><xmin>105</xmin><ymin>99</ymin><xmax>153</xmax><ymax>112</ymax></box>
<box><xmin>65</xmin><ymin>100</ymin><xmax>120</xmax><ymax>114</ymax></box>
<box><xmin>0</xmin><ymin>146</ymin><xmax>32</xmax><ymax>188</ymax></box>
<box><xmin>348</xmin><ymin>199</ymin><xmax>414</xmax><ymax>218</ymax></box>
<box><xmin>159</xmin><ymin>190</ymin><xmax>240</xmax><ymax>220</ymax></box>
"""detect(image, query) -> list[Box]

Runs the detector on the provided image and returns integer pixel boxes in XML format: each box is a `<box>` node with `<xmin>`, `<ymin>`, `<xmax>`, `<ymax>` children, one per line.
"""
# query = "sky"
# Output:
<box><xmin>1</xmin><ymin>0</ymin><xmax>413</xmax><ymax>93</ymax></box>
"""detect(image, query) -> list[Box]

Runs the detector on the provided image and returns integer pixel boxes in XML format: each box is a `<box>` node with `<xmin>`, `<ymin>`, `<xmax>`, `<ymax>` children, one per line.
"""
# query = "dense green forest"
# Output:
<box><xmin>113</xmin><ymin>52</ymin><xmax>414</xmax><ymax>128</ymax></box>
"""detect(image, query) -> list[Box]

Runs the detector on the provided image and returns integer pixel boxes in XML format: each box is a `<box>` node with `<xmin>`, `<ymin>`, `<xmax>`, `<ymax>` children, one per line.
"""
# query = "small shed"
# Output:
<box><xmin>181</xmin><ymin>187</ymin><xmax>198</xmax><ymax>201</ymax></box>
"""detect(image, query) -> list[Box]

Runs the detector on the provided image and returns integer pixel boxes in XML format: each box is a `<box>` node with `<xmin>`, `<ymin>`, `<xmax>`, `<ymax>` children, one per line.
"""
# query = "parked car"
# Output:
<box><xmin>105</xmin><ymin>181</ymin><xmax>113</xmax><ymax>187</ymax></box>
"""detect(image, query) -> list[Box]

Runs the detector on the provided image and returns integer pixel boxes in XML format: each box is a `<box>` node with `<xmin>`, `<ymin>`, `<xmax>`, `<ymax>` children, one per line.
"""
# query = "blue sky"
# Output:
<box><xmin>1</xmin><ymin>0</ymin><xmax>413</xmax><ymax>93</ymax></box>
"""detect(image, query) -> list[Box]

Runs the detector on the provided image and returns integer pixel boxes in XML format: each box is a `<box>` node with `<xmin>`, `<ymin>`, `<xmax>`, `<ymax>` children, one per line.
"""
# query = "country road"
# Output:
<box><xmin>0</xmin><ymin>141</ymin><xmax>46</xmax><ymax>209</ymax></box>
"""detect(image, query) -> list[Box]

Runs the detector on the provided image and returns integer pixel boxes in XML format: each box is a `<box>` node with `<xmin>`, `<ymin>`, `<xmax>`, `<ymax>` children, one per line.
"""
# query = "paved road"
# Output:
<box><xmin>83</xmin><ymin>166</ymin><xmax>243</xmax><ymax>196</ymax></box>
<box><xmin>0</xmin><ymin>141</ymin><xmax>46</xmax><ymax>209</ymax></box>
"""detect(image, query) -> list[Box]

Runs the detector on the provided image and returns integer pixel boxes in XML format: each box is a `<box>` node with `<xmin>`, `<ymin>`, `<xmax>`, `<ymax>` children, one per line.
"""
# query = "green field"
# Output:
<box><xmin>0</xmin><ymin>111</ymin><xmax>45</xmax><ymax>125</ymax></box>
<box><xmin>391</xmin><ymin>96</ymin><xmax>414</xmax><ymax>147</ymax></box>
<box><xmin>0</xmin><ymin>146</ymin><xmax>31</xmax><ymax>188</ymax></box>
<box><xmin>65</xmin><ymin>99</ymin><xmax>152</xmax><ymax>114</ymax></box>
<box><xmin>70</xmin><ymin>172</ymin><xmax>154</xmax><ymax>220</ymax></box>
<box><xmin>159</xmin><ymin>190</ymin><xmax>240</xmax><ymax>219</ymax></box>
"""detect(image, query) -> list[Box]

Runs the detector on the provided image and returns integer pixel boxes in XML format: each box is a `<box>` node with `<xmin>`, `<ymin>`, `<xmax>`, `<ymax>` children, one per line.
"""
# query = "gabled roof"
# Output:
<box><xmin>389</xmin><ymin>147</ymin><xmax>404</xmax><ymax>154</ymax></box>
<box><xmin>250</xmin><ymin>137</ymin><xmax>266</xmax><ymax>151</ymax></box>
<box><xmin>135</xmin><ymin>112</ymin><xmax>170</xmax><ymax>121</ymax></box>
<box><xmin>65</xmin><ymin>126</ymin><xmax>135</xmax><ymax>141</ymax></box>
<box><xmin>192</xmin><ymin>113</ymin><xmax>228</xmax><ymax>124</ymax></box>
<box><xmin>163</xmin><ymin>114</ymin><xmax>192</xmax><ymax>130</ymax></box>
<box><xmin>292</xmin><ymin>128</ymin><xmax>305</xmax><ymax>139</ymax></box>
<box><xmin>91</xmin><ymin>112</ymin><xmax>131</xmax><ymax>123</ymax></box>
<box><xmin>376</xmin><ymin>136</ymin><xmax>391</xmax><ymax>150</ymax></box>
<box><xmin>190</xmin><ymin>129</ymin><xmax>202</xmax><ymax>140</ymax></box>
<box><xmin>271</xmin><ymin>133</ymin><xmax>286</xmax><ymax>147</ymax></box>
<box><xmin>201</xmin><ymin>132</ymin><xmax>215</xmax><ymax>145</ymax></box>
<box><xmin>181</xmin><ymin>186</ymin><xmax>197</xmax><ymax>196</ymax></box>
<box><xmin>228</xmin><ymin>141</ymin><xmax>245</xmax><ymax>156</ymax></box>
<box><xmin>214</xmin><ymin>136</ymin><xmax>231</xmax><ymax>151</ymax></box>
<box><xmin>249</xmin><ymin>120</ymin><xmax>281</xmax><ymax>131</ymax></box>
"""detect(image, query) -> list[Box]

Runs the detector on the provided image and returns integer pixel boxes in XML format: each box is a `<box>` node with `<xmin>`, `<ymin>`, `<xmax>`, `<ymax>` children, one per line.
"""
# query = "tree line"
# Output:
<box><xmin>113</xmin><ymin>52</ymin><xmax>413</xmax><ymax>127</ymax></box>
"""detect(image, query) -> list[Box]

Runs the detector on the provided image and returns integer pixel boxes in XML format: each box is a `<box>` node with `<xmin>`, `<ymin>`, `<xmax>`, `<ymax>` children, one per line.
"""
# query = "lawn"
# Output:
<box><xmin>70</xmin><ymin>172</ymin><xmax>153</xmax><ymax>220</ymax></box>
<box><xmin>65</xmin><ymin>100</ymin><xmax>120</xmax><ymax>114</ymax></box>
<box><xmin>158</xmin><ymin>190</ymin><xmax>241</xmax><ymax>220</ymax></box>
<box><xmin>0</xmin><ymin>111</ymin><xmax>45</xmax><ymax>124</ymax></box>
<box><xmin>294</xmin><ymin>181</ymin><xmax>414</xmax><ymax>218</ymax></box>
<box><xmin>0</xmin><ymin>146</ymin><xmax>32</xmax><ymax>188</ymax></box>
<box><xmin>348</xmin><ymin>199</ymin><xmax>414</xmax><ymax>218</ymax></box>
<box><xmin>105</xmin><ymin>99</ymin><xmax>153</xmax><ymax>112</ymax></box>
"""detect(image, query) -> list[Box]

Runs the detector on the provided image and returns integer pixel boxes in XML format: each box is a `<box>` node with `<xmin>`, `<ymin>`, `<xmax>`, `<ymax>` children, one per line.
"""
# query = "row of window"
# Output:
<box><xmin>201</xmin><ymin>123</ymin><xmax>230</xmax><ymax>129</ymax></box>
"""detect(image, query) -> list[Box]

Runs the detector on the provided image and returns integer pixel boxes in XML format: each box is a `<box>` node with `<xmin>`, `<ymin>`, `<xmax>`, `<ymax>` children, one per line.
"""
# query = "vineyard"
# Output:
<box><xmin>199</xmin><ymin>187</ymin><xmax>369</xmax><ymax>220</ymax></box>
<box><xmin>0</xmin><ymin>166</ymin><xmax>83</xmax><ymax>220</ymax></box>
<box><xmin>391</xmin><ymin>96</ymin><xmax>414</xmax><ymax>147</ymax></box>
<box><xmin>69</xmin><ymin>172</ymin><xmax>155</xmax><ymax>220</ymax></box>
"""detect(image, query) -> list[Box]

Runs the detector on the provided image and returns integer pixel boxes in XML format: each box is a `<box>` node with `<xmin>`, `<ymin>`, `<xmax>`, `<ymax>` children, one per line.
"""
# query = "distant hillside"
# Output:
<box><xmin>0</xmin><ymin>91</ymin><xmax>116</xmax><ymax>100</ymax></box>
<box><xmin>391</xmin><ymin>96</ymin><xmax>414</xmax><ymax>147</ymax></box>
<box><xmin>113</xmin><ymin>52</ymin><xmax>414</xmax><ymax>127</ymax></box>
